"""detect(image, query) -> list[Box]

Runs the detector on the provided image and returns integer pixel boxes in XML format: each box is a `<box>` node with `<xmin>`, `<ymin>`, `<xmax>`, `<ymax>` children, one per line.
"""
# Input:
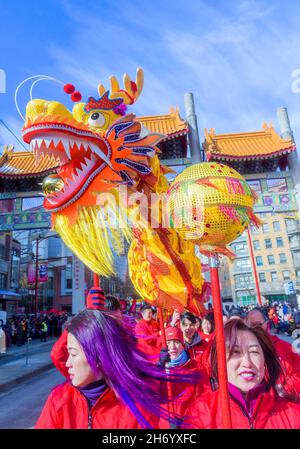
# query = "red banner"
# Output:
<box><xmin>27</xmin><ymin>263</ymin><xmax>48</xmax><ymax>284</ymax></box>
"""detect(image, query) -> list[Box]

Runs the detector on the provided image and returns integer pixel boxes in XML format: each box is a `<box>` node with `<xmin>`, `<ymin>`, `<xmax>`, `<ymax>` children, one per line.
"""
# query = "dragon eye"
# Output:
<box><xmin>88</xmin><ymin>112</ymin><xmax>105</xmax><ymax>127</ymax></box>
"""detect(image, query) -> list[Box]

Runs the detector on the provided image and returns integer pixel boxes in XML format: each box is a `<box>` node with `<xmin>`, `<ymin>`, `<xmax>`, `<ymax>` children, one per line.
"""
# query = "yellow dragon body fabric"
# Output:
<box><xmin>22</xmin><ymin>69</ymin><xmax>259</xmax><ymax>316</ymax></box>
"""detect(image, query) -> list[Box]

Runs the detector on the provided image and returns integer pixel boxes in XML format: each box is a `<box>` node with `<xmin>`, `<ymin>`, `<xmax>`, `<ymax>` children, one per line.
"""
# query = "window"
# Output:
<box><xmin>283</xmin><ymin>270</ymin><xmax>290</xmax><ymax>280</ymax></box>
<box><xmin>293</xmin><ymin>252</ymin><xmax>300</xmax><ymax>266</ymax></box>
<box><xmin>265</xmin><ymin>239</ymin><xmax>272</xmax><ymax>249</ymax></box>
<box><xmin>259</xmin><ymin>272</ymin><xmax>266</xmax><ymax>282</ymax></box>
<box><xmin>22</xmin><ymin>197</ymin><xmax>44</xmax><ymax>211</ymax></box>
<box><xmin>266</xmin><ymin>178</ymin><xmax>287</xmax><ymax>193</ymax></box>
<box><xmin>247</xmin><ymin>180</ymin><xmax>262</xmax><ymax>193</ymax></box>
<box><xmin>0</xmin><ymin>246</ymin><xmax>5</xmax><ymax>260</ymax></box>
<box><xmin>250</xmin><ymin>224</ymin><xmax>258</xmax><ymax>234</ymax></box>
<box><xmin>256</xmin><ymin>256</ymin><xmax>263</xmax><ymax>266</ymax></box>
<box><xmin>61</xmin><ymin>262</ymin><xmax>73</xmax><ymax>294</ymax></box>
<box><xmin>0</xmin><ymin>273</ymin><xmax>7</xmax><ymax>289</ymax></box>
<box><xmin>296</xmin><ymin>270</ymin><xmax>300</xmax><ymax>278</ymax></box>
<box><xmin>268</xmin><ymin>255</ymin><xmax>275</xmax><ymax>265</ymax></box>
<box><xmin>235</xmin><ymin>242</ymin><xmax>247</xmax><ymax>252</ymax></box>
<box><xmin>10</xmin><ymin>251</ymin><xmax>20</xmax><ymax>290</ymax></box>
<box><xmin>279</xmin><ymin>253</ymin><xmax>287</xmax><ymax>264</ymax></box>
<box><xmin>273</xmin><ymin>221</ymin><xmax>281</xmax><ymax>232</ymax></box>
<box><xmin>276</xmin><ymin>237</ymin><xmax>284</xmax><ymax>248</ymax></box>
<box><xmin>65</xmin><ymin>263</ymin><xmax>72</xmax><ymax>290</ymax></box>
<box><xmin>285</xmin><ymin>218</ymin><xmax>296</xmax><ymax>232</ymax></box>
<box><xmin>271</xmin><ymin>272</ymin><xmax>278</xmax><ymax>282</ymax></box>
<box><xmin>289</xmin><ymin>235</ymin><xmax>300</xmax><ymax>248</ymax></box>
<box><xmin>48</xmin><ymin>276</ymin><xmax>54</xmax><ymax>290</ymax></box>
<box><xmin>262</xmin><ymin>223</ymin><xmax>270</xmax><ymax>233</ymax></box>
<box><xmin>234</xmin><ymin>258</ymin><xmax>251</xmax><ymax>272</ymax></box>
<box><xmin>48</xmin><ymin>237</ymin><xmax>62</xmax><ymax>259</ymax></box>
<box><xmin>253</xmin><ymin>240</ymin><xmax>260</xmax><ymax>250</ymax></box>
<box><xmin>235</xmin><ymin>273</ymin><xmax>254</xmax><ymax>289</ymax></box>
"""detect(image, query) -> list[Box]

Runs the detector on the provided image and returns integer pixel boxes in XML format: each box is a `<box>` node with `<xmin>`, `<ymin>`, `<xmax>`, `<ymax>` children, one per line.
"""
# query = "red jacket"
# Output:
<box><xmin>184</xmin><ymin>387</ymin><xmax>300</xmax><ymax>429</ymax></box>
<box><xmin>198</xmin><ymin>330</ymin><xmax>215</xmax><ymax>343</ymax></box>
<box><xmin>135</xmin><ymin>318</ymin><xmax>161</xmax><ymax>356</ymax></box>
<box><xmin>35</xmin><ymin>382</ymin><xmax>158</xmax><ymax>429</ymax></box>
<box><xmin>186</xmin><ymin>336</ymin><xmax>209</xmax><ymax>368</ymax></box>
<box><xmin>159</xmin><ymin>357</ymin><xmax>210</xmax><ymax>428</ymax></box>
<box><xmin>51</xmin><ymin>329</ymin><xmax>69</xmax><ymax>378</ymax></box>
<box><xmin>270</xmin><ymin>334</ymin><xmax>300</xmax><ymax>400</ymax></box>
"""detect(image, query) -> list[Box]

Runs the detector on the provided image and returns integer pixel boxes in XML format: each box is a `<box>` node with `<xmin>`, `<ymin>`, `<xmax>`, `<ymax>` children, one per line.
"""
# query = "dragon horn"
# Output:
<box><xmin>134</xmin><ymin>67</ymin><xmax>144</xmax><ymax>99</ymax></box>
<box><xmin>123</xmin><ymin>69</ymin><xmax>144</xmax><ymax>103</ymax></box>
<box><xmin>98</xmin><ymin>84</ymin><xmax>106</xmax><ymax>96</ymax></box>
<box><xmin>109</xmin><ymin>75</ymin><xmax>121</xmax><ymax>93</ymax></box>
<box><xmin>97</xmin><ymin>68</ymin><xmax>144</xmax><ymax>105</ymax></box>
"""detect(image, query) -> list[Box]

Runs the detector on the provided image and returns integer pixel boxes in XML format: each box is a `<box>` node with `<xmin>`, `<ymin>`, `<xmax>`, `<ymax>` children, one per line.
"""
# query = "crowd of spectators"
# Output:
<box><xmin>0</xmin><ymin>312</ymin><xmax>72</xmax><ymax>349</ymax></box>
<box><xmin>224</xmin><ymin>301</ymin><xmax>300</xmax><ymax>336</ymax></box>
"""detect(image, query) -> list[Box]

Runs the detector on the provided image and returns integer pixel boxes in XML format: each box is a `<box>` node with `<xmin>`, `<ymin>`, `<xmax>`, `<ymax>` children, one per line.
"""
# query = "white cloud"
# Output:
<box><xmin>162</xmin><ymin>6</ymin><xmax>300</xmax><ymax>144</ymax></box>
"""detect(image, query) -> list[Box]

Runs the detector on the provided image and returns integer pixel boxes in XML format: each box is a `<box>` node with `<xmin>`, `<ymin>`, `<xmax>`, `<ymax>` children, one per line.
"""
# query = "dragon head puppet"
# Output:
<box><xmin>22</xmin><ymin>68</ymin><xmax>164</xmax><ymax>219</ymax></box>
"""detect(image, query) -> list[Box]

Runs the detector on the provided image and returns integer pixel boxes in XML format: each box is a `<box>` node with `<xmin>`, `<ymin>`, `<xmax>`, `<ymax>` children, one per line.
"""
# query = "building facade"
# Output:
<box><xmin>203</xmin><ymin>119</ymin><xmax>300</xmax><ymax>307</ymax></box>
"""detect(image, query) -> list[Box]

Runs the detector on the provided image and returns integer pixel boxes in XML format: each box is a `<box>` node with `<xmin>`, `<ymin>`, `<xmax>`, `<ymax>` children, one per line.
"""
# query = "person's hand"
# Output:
<box><xmin>170</xmin><ymin>310</ymin><xmax>180</xmax><ymax>327</ymax></box>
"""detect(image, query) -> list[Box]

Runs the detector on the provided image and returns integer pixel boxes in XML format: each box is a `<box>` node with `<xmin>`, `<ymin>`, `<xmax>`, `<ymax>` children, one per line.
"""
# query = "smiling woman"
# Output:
<box><xmin>184</xmin><ymin>320</ymin><xmax>300</xmax><ymax>429</ymax></box>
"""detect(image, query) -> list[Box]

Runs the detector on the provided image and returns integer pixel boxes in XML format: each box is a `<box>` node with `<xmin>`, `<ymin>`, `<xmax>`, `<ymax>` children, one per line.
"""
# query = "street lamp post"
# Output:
<box><xmin>34</xmin><ymin>237</ymin><xmax>39</xmax><ymax>317</ymax></box>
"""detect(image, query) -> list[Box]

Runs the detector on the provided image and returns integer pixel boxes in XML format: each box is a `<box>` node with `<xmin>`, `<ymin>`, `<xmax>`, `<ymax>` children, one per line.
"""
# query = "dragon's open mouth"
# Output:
<box><xmin>22</xmin><ymin>124</ymin><xmax>112</xmax><ymax>212</ymax></box>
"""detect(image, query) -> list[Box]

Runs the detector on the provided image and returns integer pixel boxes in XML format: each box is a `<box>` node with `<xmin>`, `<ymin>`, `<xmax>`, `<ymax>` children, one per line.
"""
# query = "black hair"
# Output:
<box><xmin>140</xmin><ymin>303</ymin><xmax>152</xmax><ymax>313</ymax></box>
<box><xmin>201</xmin><ymin>313</ymin><xmax>215</xmax><ymax>332</ymax></box>
<box><xmin>180</xmin><ymin>312</ymin><xmax>196</xmax><ymax>325</ymax></box>
<box><xmin>247</xmin><ymin>307</ymin><xmax>268</xmax><ymax>322</ymax></box>
<box><xmin>105</xmin><ymin>295</ymin><xmax>121</xmax><ymax>311</ymax></box>
<box><xmin>227</xmin><ymin>307</ymin><xmax>245</xmax><ymax>319</ymax></box>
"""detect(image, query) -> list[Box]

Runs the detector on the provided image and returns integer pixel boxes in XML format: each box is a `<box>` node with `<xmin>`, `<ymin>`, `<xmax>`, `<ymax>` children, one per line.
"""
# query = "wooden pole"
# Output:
<box><xmin>35</xmin><ymin>238</ymin><xmax>39</xmax><ymax>318</ymax></box>
<box><xmin>210</xmin><ymin>254</ymin><xmax>232</xmax><ymax>429</ymax></box>
<box><xmin>157</xmin><ymin>307</ymin><xmax>176</xmax><ymax>428</ymax></box>
<box><xmin>93</xmin><ymin>273</ymin><xmax>100</xmax><ymax>287</ymax></box>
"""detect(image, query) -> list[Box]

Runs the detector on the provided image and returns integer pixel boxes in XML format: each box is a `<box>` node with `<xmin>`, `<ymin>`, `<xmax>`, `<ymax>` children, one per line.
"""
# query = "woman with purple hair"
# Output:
<box><xmin>35</xmin><ymin>288</ymin><xmax>198</xmax><ymax>429</ymax></box>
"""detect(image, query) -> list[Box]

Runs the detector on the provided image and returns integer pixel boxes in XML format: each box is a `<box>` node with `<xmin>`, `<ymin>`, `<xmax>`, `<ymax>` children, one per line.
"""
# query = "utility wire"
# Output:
<box><xmin>0</xmin><ymin>119</ymin><xmax>29</xmax><ymax>152</ymax></box>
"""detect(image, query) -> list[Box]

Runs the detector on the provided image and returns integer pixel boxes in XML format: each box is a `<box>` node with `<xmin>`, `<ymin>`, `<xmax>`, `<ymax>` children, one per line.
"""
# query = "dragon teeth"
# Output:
<box><xmin>64</xmin><ymin>141</ymin><xmax>71</xmax><ymax>160</ymax></box>
<box><xmin>89</xmin><ymin>143</ymin><xmax>113</xmax><ymax>168</ymax></box>
<box><xmin>82</xmin><ymin>142</ymin><xmax>89</xmax><ymax>152</ymax></box>
<box><xmin>36</xmin><ymin>138</ymin><xmax>43</xmax><ymax>148</ymax></box>
<box><xmin>69</xmin><ymin>138</ymin><xmax>89</xmax><ymax>152</ymax></box>
<box><xmin>31</xmin><ymin>134</ymin><xmax>113</xmax><ymax>174</ymax></box>
<box><xmin>69</xmin><ymin>138</ymin><xmax>76</xmax><ymax>148</ymax></box>
<box><xmin>52</xmin><ymin>137</ymin><xmax>61</xmax><ymax>147</ymax></box>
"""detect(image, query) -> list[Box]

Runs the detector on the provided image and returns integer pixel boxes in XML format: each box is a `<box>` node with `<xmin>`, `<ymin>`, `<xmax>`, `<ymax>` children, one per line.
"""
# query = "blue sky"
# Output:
<box><xmin>1</xmin><ymin>0</ymin><xmax>300</xmax><ymax>153</ymax></box>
